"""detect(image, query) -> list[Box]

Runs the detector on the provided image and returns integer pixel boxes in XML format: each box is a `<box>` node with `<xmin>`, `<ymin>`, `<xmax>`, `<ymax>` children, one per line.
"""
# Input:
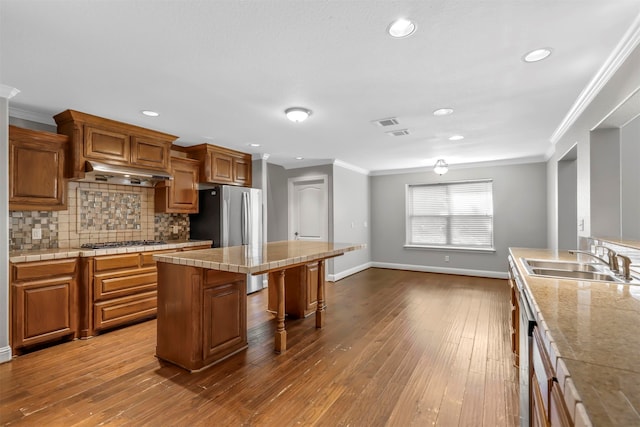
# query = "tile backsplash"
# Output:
<box><xmin>9</xmin><ymin>211</ymin><xmax>58</xmax><ymax>251</ymax></box>
<box><xmin>9</xmin><ymin>182</ymin><xmax>191</xmax><ymax>251</ymax></box>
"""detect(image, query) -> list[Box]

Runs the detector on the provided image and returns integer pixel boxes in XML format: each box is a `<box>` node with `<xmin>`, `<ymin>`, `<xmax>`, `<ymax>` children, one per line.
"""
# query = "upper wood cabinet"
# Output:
<box><xmin>54</xmin><ymin>109</ymin><xmax>177</xmax><ymax>179</ymax></box>
<box><xmin>155</xmin><ymin>156</ymin><xmax>199</xmax><ymax>214</ymax></box>
<box><xmin>9</xmin><ymin>125</ymin><xmax>69</xmax><ymax>211</ymax></box>
<box><xmin>182</xmin><ymin>143</ymin><xmax>252</xmax><ymax>187</ymax></box>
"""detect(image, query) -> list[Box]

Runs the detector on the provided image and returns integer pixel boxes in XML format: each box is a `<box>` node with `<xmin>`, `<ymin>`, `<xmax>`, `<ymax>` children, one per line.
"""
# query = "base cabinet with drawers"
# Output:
<box><xmin>10</xmin><ymin>259</ymin><xmax>78</xmax><ymax>355</ymax></box>
<box><xmin>80</xmin><ymin>245</ymin><xmax>212</xmax><ymax>338</ymax></box>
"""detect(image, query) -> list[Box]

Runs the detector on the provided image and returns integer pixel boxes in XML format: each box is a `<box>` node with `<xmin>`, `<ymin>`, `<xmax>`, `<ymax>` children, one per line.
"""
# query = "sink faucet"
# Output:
<box><xmin>617</xmin><ymin>255</ymin><xmax>632</xmax><ymax>281</ymax></box>
<box><xmin>569</xmin><ymin>247</ymin><xmax>619</xmax><ymax>272</ymax></box>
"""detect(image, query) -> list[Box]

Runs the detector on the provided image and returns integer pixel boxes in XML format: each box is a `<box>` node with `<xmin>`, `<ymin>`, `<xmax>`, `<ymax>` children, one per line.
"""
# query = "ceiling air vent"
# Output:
<box><xmin>373</xmin><ymin>117</ymin><xmax>400</xmax><ymax>127</ymax></box>
<box><xmin>386</xmin><ymin>129</ymin><xmax>410</xmax><ymax>137</ymax></box>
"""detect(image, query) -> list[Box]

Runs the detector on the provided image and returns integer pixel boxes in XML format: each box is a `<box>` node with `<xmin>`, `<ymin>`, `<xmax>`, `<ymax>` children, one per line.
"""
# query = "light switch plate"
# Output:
<box><xmin>32</xmin><ymin>228</ymin><xmax>42</xmax><ymax>240</ymax></box>
<box><xmin>172</xmin><ymin>225</ymin><xmax>179</xmax><ymax>234</ymax></box>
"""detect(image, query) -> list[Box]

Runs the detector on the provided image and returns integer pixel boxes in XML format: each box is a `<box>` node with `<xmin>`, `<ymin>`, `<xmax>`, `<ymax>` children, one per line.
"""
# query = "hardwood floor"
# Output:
<box><xmin>0</xmin><ymin>268</ymin><xmax>519</xmax><ymax>426</ymax></box>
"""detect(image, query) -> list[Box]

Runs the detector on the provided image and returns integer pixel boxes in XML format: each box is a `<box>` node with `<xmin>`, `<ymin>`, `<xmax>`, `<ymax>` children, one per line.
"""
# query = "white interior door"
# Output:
<box><xmin>288</xmin><ymin>175</ymin><xmax>328</xmax><ymax>241</ymax></box>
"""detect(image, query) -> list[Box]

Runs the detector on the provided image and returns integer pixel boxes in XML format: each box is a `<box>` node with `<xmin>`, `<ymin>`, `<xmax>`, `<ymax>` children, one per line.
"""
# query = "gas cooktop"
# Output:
<box><xmin>80</xmin><ymin>240</ymin><xmax>167</xmax><ymax>249</ymax></box>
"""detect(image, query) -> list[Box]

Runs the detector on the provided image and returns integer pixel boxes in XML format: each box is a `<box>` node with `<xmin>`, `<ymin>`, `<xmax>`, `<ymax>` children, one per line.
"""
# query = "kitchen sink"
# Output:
<box><xmin>519</xmin><ymin>257</ymin><xmax>638</xmax><ymax>283</ymax></box>
<box><xmin>528</xmin><ymin>268</ymin><xmax>621</xmax><ymax>282</ymax></box>
<box><xmin>523</xmin><ymin>259</ymin><xmax>602</xmax><ymax>272</ymax></box>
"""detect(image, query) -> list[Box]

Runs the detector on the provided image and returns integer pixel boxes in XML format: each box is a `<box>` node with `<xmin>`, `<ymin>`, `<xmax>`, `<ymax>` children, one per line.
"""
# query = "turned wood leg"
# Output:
<box><xmin>316</xmin><ymin>260</ymin><xmax>325</xmax><ymax>328</ymax></box>
<box><xmin>274</xmin><ymin>269</ymin><xmax>287</xmax><ymax>353</ymax></box>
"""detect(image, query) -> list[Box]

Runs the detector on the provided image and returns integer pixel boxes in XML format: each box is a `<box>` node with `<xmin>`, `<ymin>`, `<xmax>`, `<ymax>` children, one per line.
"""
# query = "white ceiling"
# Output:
<box><xmin>2</xmin><ymin>1</ymin><xmax>640</xmax><ymax>173</ymax></box>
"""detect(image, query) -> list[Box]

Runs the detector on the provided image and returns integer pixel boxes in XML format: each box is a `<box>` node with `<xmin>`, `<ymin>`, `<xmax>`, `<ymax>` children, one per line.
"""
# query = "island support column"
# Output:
<box><xmin>274</xmin><ymin>270</ymin><xmax>286</xmax><ymax>353</ymax></box>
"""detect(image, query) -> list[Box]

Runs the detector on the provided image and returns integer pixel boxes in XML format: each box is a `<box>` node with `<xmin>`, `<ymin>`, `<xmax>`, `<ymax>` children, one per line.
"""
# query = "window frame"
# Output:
<box><xmin>404</xmin><ymin>179</ymin><xmax>496</xmax><ymax>252</ymax></box>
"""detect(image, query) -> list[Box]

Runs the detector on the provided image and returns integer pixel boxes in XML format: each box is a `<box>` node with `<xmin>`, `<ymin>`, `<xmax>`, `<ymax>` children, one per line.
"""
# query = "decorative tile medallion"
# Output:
<box><xmin>78</xmin><ymin>188</ymin><xmax>142</xmax><ymax>232</ymax></box>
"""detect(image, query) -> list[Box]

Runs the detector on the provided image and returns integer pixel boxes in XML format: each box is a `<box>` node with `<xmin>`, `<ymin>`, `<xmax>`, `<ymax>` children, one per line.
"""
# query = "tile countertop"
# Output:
<box><xmin>153</xmin><ymin>240</ymin><xmax>365</xmax><ymax>275</ymax></box>
<box><xmin>594</xmin><ymin>237</ymin><xmax>640</xmax><ymax>251</ymax></box>
<box><xmin>9</xmin><ymin>240</ymin><xmax>213</xmax><ymax>263</ymax></box>
<box><xmin>509</xmin><ymin>248</ymin><xmax>640</xmax><ymax>427</ymax></box>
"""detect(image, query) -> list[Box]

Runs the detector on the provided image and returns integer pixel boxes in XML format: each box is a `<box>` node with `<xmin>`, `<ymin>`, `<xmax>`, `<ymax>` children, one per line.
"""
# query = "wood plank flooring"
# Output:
<box><xmin>0</xmin><ymin>268</ymin><xmax>518</xmax><ymax>426</ymax></box>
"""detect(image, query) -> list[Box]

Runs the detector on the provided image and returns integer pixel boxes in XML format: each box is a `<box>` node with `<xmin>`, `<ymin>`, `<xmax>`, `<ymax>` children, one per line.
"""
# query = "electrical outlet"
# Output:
<box><xmin>351</xmin><ymin>221</ymin><xmax>355</xmax><ymax>229</ymax></box>
<box><xmin>444</xmin><ymin>255</ymin><xmax>450</xmax><ymax>262</ymax></box>
<box><xmin>32</xmin><ymin>228</ymin><xmax>42</xmax><ymax>240</ymax></box>
<box><xmin>172</xmin><ymin>225</ymin><xmax>179</xmax><ymax>234</ymax></box>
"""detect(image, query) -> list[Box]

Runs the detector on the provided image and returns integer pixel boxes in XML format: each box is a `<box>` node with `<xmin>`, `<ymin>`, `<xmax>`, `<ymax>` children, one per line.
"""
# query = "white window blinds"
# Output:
<box><xmin>406</xmin><ymin>180</ymin><xmax>494</xmax><ymax>250</ymax></box>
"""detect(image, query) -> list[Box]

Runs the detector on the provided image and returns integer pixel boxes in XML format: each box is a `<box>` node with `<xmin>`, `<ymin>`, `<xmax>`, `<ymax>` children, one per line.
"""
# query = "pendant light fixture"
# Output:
<box><xmin>434</xmin><ymin>159</ymin><xmax>449</xmax><ymax>175</ymax></box>
<box><xmin>285</xmin><ymin>107</ymin><xmax>312</xmax><ymax>123</ymax></box>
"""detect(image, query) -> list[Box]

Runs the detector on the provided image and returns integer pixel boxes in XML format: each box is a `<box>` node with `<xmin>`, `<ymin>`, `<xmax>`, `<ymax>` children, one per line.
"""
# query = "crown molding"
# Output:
<box><xmin>8</xmin><ymin>106</ymin><xmax>56</xmax><ymax>125</ymax></box>
<box><xmin>251</xmin><ymin>153</ymin><xmax>271</xmax><ymax>161</ymax></box>
<box><xmin>332</xmin><ymin>159</ymin><xmax>370</xmax><ymax>175</ymax></box>
<box><xmin>0</xmin><ymin>85</ymin><xmax>20</xmax><ymax>100</ymax></box>
<box><xmin>369</xmin><ymin>155</ymin><xmax>547</xmax><ymax>176</ymax></box>
<box><xmin>550</xmin><ymin>13</ymin><xmax>640</xmax><ymax>145</ymax></box>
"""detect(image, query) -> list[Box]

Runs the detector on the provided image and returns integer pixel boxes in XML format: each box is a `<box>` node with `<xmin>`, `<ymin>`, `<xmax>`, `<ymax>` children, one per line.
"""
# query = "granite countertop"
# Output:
<box><xmin>154</xmin><ymin>240</ymin><xmax>365</xmax><ymax>274</ymax></box>
<box><xmin>9</xmin><ymin>240</ymin><xmax>212</xmax><ymax>263</ymax></box>
<box><xmin>509</xmin><ymin>248</ymin><xmax>640</xmax><ymax>427</ymax></box>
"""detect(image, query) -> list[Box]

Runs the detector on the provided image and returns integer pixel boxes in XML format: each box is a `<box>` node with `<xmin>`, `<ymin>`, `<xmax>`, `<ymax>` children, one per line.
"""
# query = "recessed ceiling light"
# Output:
<box><xmin>388</xmin><ymin>18</ymin><xmax>416</xmax><ymax>38</ymax></box>
<box><xmin>523</xmin><ymin>48</ymin><xmax>552</xmax><ymax>63</ymax></box>
<box><xmin>448</xmin><ymin>135</ymin><xmax>464</xmax><ymax>141</ymax></box>
<box><xmin>141</xmin><ymin>110</ymin><xmax>159</xmax><ymax>117</ymax></box>
<box><xmin>285</xmin><ymin>107</ymin><xmax>312</xmax><ymax>123</ymax></box>
<box><xmin>295</xmin><ymin>157</ymin><xmax>304</xmax><ymax>160</ymax></box>
<box><xmin>248</xmin><ymin>143</ymin><xmax>261</xmax><ymax>147</ymax></box>
<box><xmin>433</xmin><ymin>108</ymin><xmax>454</xmax><ymax>116</ymax></box>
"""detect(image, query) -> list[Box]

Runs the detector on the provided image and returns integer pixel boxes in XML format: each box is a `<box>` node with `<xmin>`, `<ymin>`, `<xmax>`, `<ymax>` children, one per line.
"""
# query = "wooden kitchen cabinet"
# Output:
<box><xmin>80</xmin><ymin>246</ymin><xmax>211</xmax><ymax>338</ymax></box>
<box><xmin>183</xmin><ymin>143</ymin><xmax>252</xmax><ymax>187</ymax></box>
<box><xmin>154</xmin><ymin>156</ymin><xmax>199</xmax><ymax>214</ymax></box>
<box><xmin>81</xmin><ymin>252</ymin><xmax>159</xmax><ymax>337</ymax></box>
<box><xmin>508</xmin><ymin>257</ymin><xmax>520</xmax><ymax>367</ymax></box>
<box><xmin>9</xmin><ymin>125</ymin><xmax>69</xmax><ymax>211</ymax></box>
<box><xmin>84</xmin><ymin>125</ymin><xmax>130</xmax><ymax>164</ymax></box>
<box><xmin>531</xmin><ymin>326</ymin><xmax>573</xmax><ymax>427</ymax></box>
<box><xmin>202</xmin><ymin>280</ymin><xmax>246</xmax><ymax>361</ymax></box>
<box><xmin>10</xmin><ymin>258</ymin><xmax>78</xmax><ymax>354</ymax></box>
<box><xmin>54</xmin><ymin>109</ymin><xmax>176</xmax><ymax>179</ymax></box>
<box><xmin>268</xmin><ymin>261</ymin><xmax>322</xmax><ymax>318</ymax></box>
<box><xmin>131</xmin><ymin>136</ymin><xmax>171</xmax><ymax>170</ymax></box>
<box><xmin>156</xmin><ymin>264</ymin><xmax>247</xmax><ymax>371</ymax></box>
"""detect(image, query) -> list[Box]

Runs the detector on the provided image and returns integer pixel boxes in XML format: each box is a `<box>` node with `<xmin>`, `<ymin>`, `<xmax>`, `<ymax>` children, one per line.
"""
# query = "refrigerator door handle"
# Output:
<box><xmin>222</xmin><ymin>194</ymin><xmax>229</xmax><ymax>247</ymax></box>
<box><xmin>241</xmin><ymin>192</ymin><xmax>249</xmax><ymax>245</ymax></box>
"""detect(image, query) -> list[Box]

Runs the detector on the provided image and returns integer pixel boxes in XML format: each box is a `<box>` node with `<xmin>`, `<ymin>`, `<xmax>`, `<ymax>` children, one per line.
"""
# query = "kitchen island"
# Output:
<box><xmin>153</xmin><ymin>240</ymin><xmax>364</xmax><ymax>372</ymax></box>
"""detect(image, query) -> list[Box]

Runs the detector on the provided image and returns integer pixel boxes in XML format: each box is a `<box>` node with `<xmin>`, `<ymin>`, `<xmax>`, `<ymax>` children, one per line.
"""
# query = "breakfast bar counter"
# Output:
<box><xmin>153</xmin><ymin>241</ymin><xmax>364</xmax><ymax>371</ymax></box>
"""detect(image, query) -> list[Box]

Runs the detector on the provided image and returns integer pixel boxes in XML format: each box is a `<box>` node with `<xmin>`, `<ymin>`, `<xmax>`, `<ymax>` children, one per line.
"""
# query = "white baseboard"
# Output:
<box><xmin>371</xmin><ymin>262</ymin><xmax>509</xmax><ymax>280</ymax></box>
<box><xmin>0</xmin><ymin>345</ymin><xmax>12</xmax><ymax>364</ymax></box>
<box><xmin>328</xmin><ymin>262</ymin><xmax>373</xmax><ymax>282</ymax></box>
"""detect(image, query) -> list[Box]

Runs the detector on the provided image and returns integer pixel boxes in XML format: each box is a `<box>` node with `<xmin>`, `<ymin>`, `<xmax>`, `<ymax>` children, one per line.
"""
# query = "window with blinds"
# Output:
<box><xmin>406</xmin><ymin>180</ymin><xmax>494</xmax><ymax>250</ymax></box>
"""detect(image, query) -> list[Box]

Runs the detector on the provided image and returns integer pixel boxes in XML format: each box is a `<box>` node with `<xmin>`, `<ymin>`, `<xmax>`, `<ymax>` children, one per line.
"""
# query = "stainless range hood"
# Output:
<box><xmin>77</xmin><ymin>161</ymin><xmax>172</xmax><ymax>187</ymax></box>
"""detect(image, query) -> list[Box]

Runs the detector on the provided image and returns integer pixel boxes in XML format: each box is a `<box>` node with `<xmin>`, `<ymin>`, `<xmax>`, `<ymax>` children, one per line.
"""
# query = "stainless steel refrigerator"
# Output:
<box><xmin>189</xmin><ymin>185</ymin><xmax>266</xmax><ymax>294</ymax></box>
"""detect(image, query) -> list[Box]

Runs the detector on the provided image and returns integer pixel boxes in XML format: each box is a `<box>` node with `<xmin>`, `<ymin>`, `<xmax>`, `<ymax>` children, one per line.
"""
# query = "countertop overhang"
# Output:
<box><xmin>153</xmin><ymin>240</ymin><xmax>365</xmax><ymax>275</ymax></box>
